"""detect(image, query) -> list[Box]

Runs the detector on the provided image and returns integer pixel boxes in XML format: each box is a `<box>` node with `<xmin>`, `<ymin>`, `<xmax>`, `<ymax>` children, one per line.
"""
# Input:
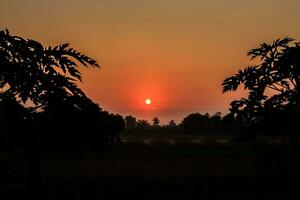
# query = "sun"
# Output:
<box><xmin>145</xmin><ymin>98</ymin><xmax>151</xmax><ymax>105</ymax></box>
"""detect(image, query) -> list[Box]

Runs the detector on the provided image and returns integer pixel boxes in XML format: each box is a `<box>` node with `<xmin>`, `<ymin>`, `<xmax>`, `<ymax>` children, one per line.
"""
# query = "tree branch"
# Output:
<box><xmin>274</xmin><ymin>82</ymin><xmax>289</xmax><ymax>90</ymax></box>
<box><xmin>266</xmin><ymin>85</ymin><xmax>281</xmax><ymax>92</ymax></box>
<box><xmin>289</xmin><ymin>78</ymin><xmax>297</xmax><ymax>88</ymax></box>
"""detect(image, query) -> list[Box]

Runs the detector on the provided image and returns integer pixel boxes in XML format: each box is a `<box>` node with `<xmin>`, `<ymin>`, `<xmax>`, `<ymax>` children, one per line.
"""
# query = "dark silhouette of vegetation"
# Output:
<box><xmin>223</xmin><ymin>38</ymin><xmax>300</xmax><ymax>123</ymax></box>
<box><xmin>181</xmin><ymin>113</ymin><xmax>211</xmax><ymax>134</ymax></box>
<box><xmin>222</xmin><ymin>38</ymin><xmax>300</xmax><ymax>175</ymax></box>
<box><xmin>136</xmin><ymin>119</ymin><xmax>151</xmax><ymax>130</ymax></box>
<box><xmin>0</xmin><ymin>29</ymin><xmax>125</xmax><ymax>199</ymax></box>
<box><xmin>124</xmin><ymin>116</ymin><xmax>176</xmax><ymax>133</ymax></box>
<box><xmin>222</xmin><ymin>38</ymin><xmax>300</xmax><ymax>142</ymax></box>
<box><xmin>180</xmin><ymin>112</ymin><xmax>233</xmax><ymax>135</ymax></box>
<box><xmin>123</xmin><ymin>113</ymin><xmax>233</xmax><ymax>136</ymax></box>
<box><xmin>101</xmin><ymin>112</ymin><xmax>125</xmax><ymax>147</ymax></box>
<box><xmin>167</xmin><ymin>120</ymin><xmax>176</xmax><ymax>128</ymax></box>
<box><xmin>152</xmin><ymin>117</ymin><xmax>160</xmax><ymax>127</ymax></box>
<box><xmin>125</xmin><ymin>115</ymin><xmax>137</xmax><ymax>129</ymax></box>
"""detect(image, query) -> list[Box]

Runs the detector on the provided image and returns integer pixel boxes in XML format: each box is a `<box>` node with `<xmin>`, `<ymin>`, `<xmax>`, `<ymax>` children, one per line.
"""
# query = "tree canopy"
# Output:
<box><xmin>222</xmin><ymin>37</ymin><xmax>300</xmax><ymax>142</ymax></box>
<box><xmin>222</xmin><ymin>38</ymin><xmax>300</xmax><ymax>125</ymax></box>
<box><xmin>0</xmin><ymin>29</ymin><xmax>99</xmax><ymax>109</ymax></box>
<box><xmin>0</xmin><ymin>29</ymin><xmax>126</xmax><ymax>151</ymax></box>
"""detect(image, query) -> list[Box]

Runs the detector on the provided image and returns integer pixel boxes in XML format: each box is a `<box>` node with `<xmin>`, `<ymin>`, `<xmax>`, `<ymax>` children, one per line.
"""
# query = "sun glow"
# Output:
<box><xmin>145</xmin><ymin>99</ymin><xmax>151</xmax><ymax>105</ymax></box>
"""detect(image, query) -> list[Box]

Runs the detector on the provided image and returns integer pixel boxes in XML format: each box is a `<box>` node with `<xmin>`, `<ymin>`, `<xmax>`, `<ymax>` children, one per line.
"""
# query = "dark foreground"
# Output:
<box><xmin>1</xmin><ymin>142</ymin><xmax>299</xmax><ymax>200</ymax></box>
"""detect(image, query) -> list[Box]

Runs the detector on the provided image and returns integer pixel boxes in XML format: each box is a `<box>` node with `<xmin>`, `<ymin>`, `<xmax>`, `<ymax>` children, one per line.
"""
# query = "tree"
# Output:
<box><xmin>168</xmin><ymin>120</ymin><xmax>176</xmax><ymax>128</ymax></box>
<box><xmin>180</xmin><ymin>113</ymin><xmax>210</xmax><ymax>134</ymax></box>
<box><xmin>222</xmin><ymin>38</ymin><xmax>300</xmax><ymax>123</ymax></box>
<box><xmin>0</xmin><ymin>91</ymin><xmax>31</xmax><ymax>152</ymax></box>
<box><xmin>125</xmin><ymin>115</ymin><xmax>137</xmax><ymax>129</ymax></box>
<box><xmin>136</xmin><ymin>119</ymin><xmax>150</xmax><ymax>129</ymax></box>
<box><xmin>222</xmin><ymin>37</ymin><xmax>300</xmax><ymax>142</ymax></box>
<box><xmin>0</xmin><ymin>29</ymin><xmax>100</xmax><ymax>200</ymax></box>
<box><xmin>152</xmin><ymin>117</ymin><xmax>160</xmax><ymax>127</ymax></box>
<box><xmin>101</xmin><ymin>113</ymin><xmax>125</xmax><ymax>146</ymax></box>
<box><xmin>210</xmin><ymin>112</ymin><xmax>222</xmax><ymax>134</ymax></box>
<box><xmin>0</xmin><ymin>29</ymin><xmax>99</xmax><ymax>109</ymax></box>
<box><xmin>0</xmin><ymin>29</ymin><xmax>102</xmax><ymax>149</ymax></box>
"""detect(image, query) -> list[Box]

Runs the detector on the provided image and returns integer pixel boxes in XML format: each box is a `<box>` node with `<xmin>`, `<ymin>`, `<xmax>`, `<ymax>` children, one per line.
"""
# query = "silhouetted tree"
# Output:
<box><xmin>209</xmin><ymin>112</ymin><xmax>222</xmax><ymax>134</ymax></box>
<box><xmin>136</xmin><ymin>119</ymin><xmax>150</xmax><ymax>129</ymax></box>
<box><xmin>223</xmin><ymin>38</ymin><xmax>300</xmax><ymax>122</ymax></box>
<box><xmin>222</xmin><ymin>37</ymin><xmax>300</xmax><ymax>144</ymax></box>
<box><xmin>101</xmin><ymin>113</ymin><xmax>125</xmax><ymax>146</ymax></box>
<box><xmin>0</xmin><ymin>29</ymin><xmax>98</xmax><ymax>108</ymax></box>
<box><xmin>0</xmin><ymin>91</ymin><xmax>31</xmax><ymax>153</ymax></box>
<box><xmin>180</xmin><ymin>112</ymin><xmax>231</xmax><ymax>135</ymax></box>
<box><xmin>125</xmin><ymin>115</ymin><xmax>137</xmax><ymax>129</ymax></box>
<box><xmin>180</xmin><ymin>113</ymin><xmax>210</xmax><ymax>134</ymax></box>
<box><xmin>0</xmin><ymin>29</ymin><xmax>100</xmax><ymax>200</ymax></box>
<box><xmin>221</xmin><ymin>113</ymin><xmax>238</xmax><ymax>135</ymax></box>
<box><xmin>168</xmin><ymin>120</ymin><xmax>176</xmax><ymax>128</ymax></box>
<box><xmin>152</xmin><ymin>117</ymin><xmax>160</xmax><ymax>127</ymax></box>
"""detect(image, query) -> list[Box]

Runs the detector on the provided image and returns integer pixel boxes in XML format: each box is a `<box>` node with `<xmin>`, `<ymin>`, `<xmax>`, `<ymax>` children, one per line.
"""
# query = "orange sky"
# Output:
<box><xmin>1</xmin><ymin>0</ymin><xmax>300</xmax><ymax>123</ymax></box>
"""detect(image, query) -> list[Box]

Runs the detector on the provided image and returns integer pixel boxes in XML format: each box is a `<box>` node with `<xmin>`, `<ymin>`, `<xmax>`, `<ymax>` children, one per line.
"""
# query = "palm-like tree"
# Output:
<box><xmin>0</xmin><ymin>29</ymin><xmax>99</xmax><ymax>110</ymax></box>
<box><xmin>0</xmin><ymin>29</ymin><xmax>100</xmax><ymax>199</ymax></box>
<box><xmin>222</xmin><ymin>37</ymin><xmax>300</xmax><ymax>124</ymax></box>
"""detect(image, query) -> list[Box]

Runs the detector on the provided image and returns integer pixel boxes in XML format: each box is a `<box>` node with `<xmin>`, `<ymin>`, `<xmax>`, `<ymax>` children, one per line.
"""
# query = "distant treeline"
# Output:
<box><xmin>123</xmin><ymin>112</ymin><xmax>236</xmax><ymax>135</ymax></box>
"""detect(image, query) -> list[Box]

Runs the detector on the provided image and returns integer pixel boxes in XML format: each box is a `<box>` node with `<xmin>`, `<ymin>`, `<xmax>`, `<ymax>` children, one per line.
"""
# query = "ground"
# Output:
<box><xmin>1</xmin><ymin>134</ymin><xmax>299</xmax><ymax>199</ymax></box>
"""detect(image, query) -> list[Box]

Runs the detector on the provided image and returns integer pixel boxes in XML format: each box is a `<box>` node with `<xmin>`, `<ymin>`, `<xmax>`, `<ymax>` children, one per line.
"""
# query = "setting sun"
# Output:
<box><xmin>145</xmin><ymin>99</ymin><xmax>151</xmax><ymax>105</ymax></box>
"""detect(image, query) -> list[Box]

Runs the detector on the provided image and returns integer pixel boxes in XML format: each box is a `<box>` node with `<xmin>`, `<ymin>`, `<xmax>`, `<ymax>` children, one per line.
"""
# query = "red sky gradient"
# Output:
<box><xmin>1</xmin><ymin>0</ymin><xmax>300</xmax><ymax>123</ymax></box>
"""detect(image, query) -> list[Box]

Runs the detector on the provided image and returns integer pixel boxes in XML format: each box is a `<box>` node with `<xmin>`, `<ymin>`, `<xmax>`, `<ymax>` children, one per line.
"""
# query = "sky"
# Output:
<box><xmin>1</xmin><ymin>0</ymin><xmax>300</xmax><ymax>123</ymax></box>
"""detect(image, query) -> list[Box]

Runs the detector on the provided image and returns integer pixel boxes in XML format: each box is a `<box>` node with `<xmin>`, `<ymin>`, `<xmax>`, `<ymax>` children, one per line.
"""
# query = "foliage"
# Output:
<box><xmin>222</xmin><ymin>38</ymin><xmax>300</xmax><ymax>125</ymax></box>
<box><xmin>0</xmin><ymin>29</ymin><xmax>125</xmax><ymax>151</ymax></box>
<box><xmin>100</xmin><ymin>112</ymin><xmax>125</xmax><ymax>144</ymax></box>
<box><xmin>136</xmin><ymin>119</ymin><xmax>151</xmax><ymax>129</ymax></box>
<box><xmin>0</xmin><ymin>29</ymin><xmax>99</xmax><ymax>109</ymax></box>
<box><xmin>125</xmin><ymin>115</ymin><xmax>137</xmax><ymax>129</ymax></box>
<box><xmin>0</xmin><ymin>91</ymin><xmax>31</xmax><ymax>151</ymax></box>
<box><xmin>180</xmin><ymin>112</ymin><xmax>230</xmax><ymax>134</ymax></box>
<box><xmin>123</xmin><ymin>113</ymin><xmax>233</xmax><ymax>135</ymax></box>
<box><xmin>167</xmin><ymin>120</ymin><xmax>176</xmax><ymax>127</ymax></box>
<box><xmin>152</xmin><ymin>117</ymin><xmax>160</xmax><ymax>127</ymax></box>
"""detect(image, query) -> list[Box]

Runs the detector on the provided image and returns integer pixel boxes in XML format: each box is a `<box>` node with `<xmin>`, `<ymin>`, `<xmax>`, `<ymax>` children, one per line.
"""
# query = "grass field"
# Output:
<box><xmin>1</xmin><ymin>134</ymin><xmax>299</xmax><ymax>199</ymax></box>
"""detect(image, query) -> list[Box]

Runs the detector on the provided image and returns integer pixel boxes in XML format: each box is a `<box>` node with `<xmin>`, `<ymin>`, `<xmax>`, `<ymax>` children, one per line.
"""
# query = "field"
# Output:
<box><xmin>1</xmin><ymin>133</ymin><xmax>299</xmax><ymax>200</ymax></box>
